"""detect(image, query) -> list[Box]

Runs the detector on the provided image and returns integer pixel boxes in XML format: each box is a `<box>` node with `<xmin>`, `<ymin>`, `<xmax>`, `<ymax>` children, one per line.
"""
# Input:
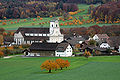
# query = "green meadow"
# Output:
<box><xmin>0</xmin><ymin>56</ymin><xmax>120</xmax><ymax>80</ymax></box>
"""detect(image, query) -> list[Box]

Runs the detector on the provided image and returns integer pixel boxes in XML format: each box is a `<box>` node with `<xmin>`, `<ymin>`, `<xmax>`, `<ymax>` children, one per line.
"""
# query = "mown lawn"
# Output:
<box><xmin>0</xmin><ymin>56</ymin><xmax>120</xmax><ymax>80</ymax></box>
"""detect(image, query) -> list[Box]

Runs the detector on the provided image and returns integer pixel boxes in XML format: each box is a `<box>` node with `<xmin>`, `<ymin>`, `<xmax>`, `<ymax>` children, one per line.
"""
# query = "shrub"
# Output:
<box><xmin>21</xmin><ymin>44</ymin><xmax>30</xmax><ymax>49</ymax></box>
<box><xmin>13</xmin><ymin>45</ymin><xmax>19</xmax><ymax>49</ymax></box>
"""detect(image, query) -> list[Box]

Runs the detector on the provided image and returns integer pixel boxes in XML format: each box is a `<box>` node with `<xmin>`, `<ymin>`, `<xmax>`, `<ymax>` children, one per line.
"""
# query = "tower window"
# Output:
<box><xmin>56</xmin><ymin>24</ymin><xmax>57</xmax><ymax>27</ymax></box>
<box><xmin>52</xmin><ymin>24</ymin><xmax>53</xmax><ymax>27</ymax></box>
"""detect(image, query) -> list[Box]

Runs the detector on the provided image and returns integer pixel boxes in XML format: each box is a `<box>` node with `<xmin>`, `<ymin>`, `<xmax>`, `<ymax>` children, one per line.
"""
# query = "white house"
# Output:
<box><xmin>100</xmin><ymin>43</ymin><xmax>110</xmax><ymax>48</ymax></box>
<box><xmin>55</xmin><ymin>43</ymin><xmax>72</xmax><ymax>57</ymax></box>
<box><xmin>14</xmin><ymin>20</ymin><xmax>64</xmax><ymax>45</ymax></box>
<box><xmin>93</xmin><ymin>34</ymin><xmax>109</xmax><ymax>42</ymax></box>
<box><xmin>118</xmin><ymin>46</ymin><xmax>120</xmax><ymax>53</ymax></box>
<box><xmin>24</xmin><ymin>42</ymin><xmax>73</xmax><ymax>57</ymax></box>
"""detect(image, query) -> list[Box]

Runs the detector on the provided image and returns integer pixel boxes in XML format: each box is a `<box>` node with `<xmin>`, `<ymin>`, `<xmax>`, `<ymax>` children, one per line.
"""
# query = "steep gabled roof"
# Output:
<box><xmin>56</xmin><ymin>43</ymin><xmax>69</xmax><ymax>52</ymax></box>
<box><xmin>24</xmin><ymin>36</ymin><xmax>49</xmax><ymax>41</ymax></box>
<box><xmin>29</xmin><ymin>42</ymin><xmax>70</xmax><ymax>52</ymax></box>
<box><xmin>96</xmin><ymin>34</ymin><xmax>109</xmax><ymax>39</ymax></box>
<box><xmin>15</xmin><ymin>27</ymin><xmax>50</xmax><ymax>41</ymax></box>
<box><xmin>66</xmin><ymin>36</ymin><xmax>85</xmax><ymax>46</ymax></box>
<box><xmin>107</xmin><ymin>36</ymin><xmax>120</xmax><ymax>48</ymax></box>
<box><xmin>3</xmin><ymin>36</ymin><xmax>14</xmax><ymax>42</ymax></box>
<box><xmin>15</xmin><ymin>27</ymin><xmax>49</xmax><ymax>34</ymax></box>
<box><xmin>29</xmin><ymin>43</ymin><xmax>59</xmax><ymax>51</ymax></box>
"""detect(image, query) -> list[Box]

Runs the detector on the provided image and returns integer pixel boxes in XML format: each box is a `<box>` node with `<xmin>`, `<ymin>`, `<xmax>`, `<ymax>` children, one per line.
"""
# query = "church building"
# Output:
<box><xmin>14</xmin><ymin>20</ymin><xmax>64</xmax><ymax>45</ymax></box>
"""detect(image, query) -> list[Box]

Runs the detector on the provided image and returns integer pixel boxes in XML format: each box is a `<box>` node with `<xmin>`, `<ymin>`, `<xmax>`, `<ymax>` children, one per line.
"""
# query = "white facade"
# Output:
<box><xmin>49</xmin><ymin>20</ymin><xmax>64</xmax><ymax>43</ymax></box>
<box><xmin>14</xmin><ymin>32</ymin><xmax>24</xmax><ymax>45</ymax></box>
<box><xmin>100</xmin><ymin>43</ymin><xmax>110</xmax><ymax>48</ymax></box>
<box><xmin>93</xmin><ymin>35</ymin><xmax>99</xmax><ymax>41</ymax></box>
<box><xmin>24</xmin><ymin>52</ymin><xmax>40</xmax><ymax>56</ymax></box>
<box><xmin>14</xmin><ymin>20</ymin><xmax>64</xmax><ymax>45</ymax></box>
<box><xmin>55</xmin><ymin>45</ymin><xmax>73</xmax><ymax>57</ymax></box>
<box><xmin>118</xmin><ymin>46</ymin><xmax>120</xmax><ymax>53</ymax></box>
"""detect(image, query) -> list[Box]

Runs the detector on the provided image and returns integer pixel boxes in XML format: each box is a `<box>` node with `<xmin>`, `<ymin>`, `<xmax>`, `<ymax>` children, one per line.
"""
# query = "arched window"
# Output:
<box><xmin>52</xmin><ymin>24</ymin><xmax>53</xmax><ymax>27</ymax></box>
<box><xmin>56</xmin><ymin>24</ymin><xmax>57</xmax><ymax>27</ymax></box>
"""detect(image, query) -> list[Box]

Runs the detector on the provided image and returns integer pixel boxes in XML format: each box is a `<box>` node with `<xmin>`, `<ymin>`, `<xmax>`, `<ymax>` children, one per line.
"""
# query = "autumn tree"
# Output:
<box><xmin>0</xmin><ymin>35</ymin><xmax>3</xmax><ymax>46</ymax></box>
<box><xmin>0</xmin><ymin>50</ymin><xmax>4</xmax><ymax>58</ymax></box>
<box><xmin>3</xmin><ymin>32</ymin><xmax>7</xmax><ymax>36</ymax></box>
<box><xmin>88</xmin><ymin>40</ymin><xmax>96</xmax><ymax>46</ymax></box>
<box><xmin>2</xmin><ymin>22</ymin><xmax>7</xmax><ymax>25</ymax></box>
<box><xmin>40</xmin><ymin>60</ymin><xmax>59</xmax><ymax>73</ymax></box>
<box><xmin>83</xmin><ymin>50</ymin><xmax>91</xmax><ymax>59</ymax></box>
<box><xmin>64</xmin><ymin>60</ymin><xmax>70</xmax><ymax>68</ymax></box>
<box><xmin>56</xmin><ymin>59</ymin><xmax>67</xmax><ymax>70</ymax></box>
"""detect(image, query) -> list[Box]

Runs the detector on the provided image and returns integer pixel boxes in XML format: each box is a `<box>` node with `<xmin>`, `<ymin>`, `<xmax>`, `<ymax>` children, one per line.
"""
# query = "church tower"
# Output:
<box><xmin>49</xmin><ymin>20</ymin><xmax>64</xmax><ymax>43</ymax></box>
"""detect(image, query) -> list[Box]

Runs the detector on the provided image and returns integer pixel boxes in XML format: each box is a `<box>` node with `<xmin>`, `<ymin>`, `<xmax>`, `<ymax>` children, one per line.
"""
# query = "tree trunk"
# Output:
<box><xmin>61</xmin><ymin>67</ymin><xmax>63</xmax><ymax>70</ymax></box>
<box><xmin>49</xmin><ymin>69</ymin><xmax>51</xmax><ymax>73</ymax></box>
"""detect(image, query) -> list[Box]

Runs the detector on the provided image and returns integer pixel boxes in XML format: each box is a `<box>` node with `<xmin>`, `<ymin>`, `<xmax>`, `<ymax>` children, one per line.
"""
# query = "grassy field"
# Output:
<box><xmin>0</xmin><ymin>4</ymin><xmax>120</xmax><ymax>30</ymax></box>
<box><xmin>0</xmin><ymin>56</ymin><xmax>120</xmax><ymax>80</ymax></box>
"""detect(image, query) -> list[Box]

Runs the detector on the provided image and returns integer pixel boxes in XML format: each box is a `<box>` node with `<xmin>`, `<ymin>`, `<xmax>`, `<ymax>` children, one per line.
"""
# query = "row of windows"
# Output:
<box><xmin>25</xmin><ymin>33</ymin><xmax>49</xmax><ymax>36</ymax></box>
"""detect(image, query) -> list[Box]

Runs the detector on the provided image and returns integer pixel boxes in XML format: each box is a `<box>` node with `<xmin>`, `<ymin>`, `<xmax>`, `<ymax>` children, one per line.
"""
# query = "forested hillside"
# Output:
<box><xmin>91</xmin><ymin>1</ymin><xmax>120</xmax><ymax>22</ymax></box>
<box><xmin>0</xmin><ymin>0</ymin><xmax>119</xmax><ymax>19</ymax></box>
<box><xmin>0</xmin><ymin>0</ymin><xmax>119</xmax><ymax>4</ymax></box>
<box><xmin>0</xmin><ymin>1</ymin><xmax>78</xmax><ymax>19</ymax></box>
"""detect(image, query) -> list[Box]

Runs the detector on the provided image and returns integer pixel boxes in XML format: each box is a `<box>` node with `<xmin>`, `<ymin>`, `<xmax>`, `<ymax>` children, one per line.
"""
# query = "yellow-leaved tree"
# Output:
<box><xmin>83</xmin><ymin>50</ymin><xmax>91</xmax><ymax>59</ymax></box>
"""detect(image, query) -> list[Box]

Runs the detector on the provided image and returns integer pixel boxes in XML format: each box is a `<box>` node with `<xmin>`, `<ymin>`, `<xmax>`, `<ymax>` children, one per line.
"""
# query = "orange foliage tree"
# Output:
<box><xmin>64</xmin><ymin>60</ymin><xmax>70</xmax><ymax>68</ymax></box>
<box><xmin>11</xmin><ymin>22</ymin><xmax>14</xmax><ymax>24</ymax></box>
<box><xmin>3</xmin><ymin>32</ymin><xmax>7</xmax><ymax>36</ymax></box>
<box><xmin>50</xmin><ymin>15</ymin><xmax>53</xmax><ymax>18</ymax></box>
<box><xmin>40</xmin><ymin>60</ymin><xmax>59</xmax><ymax>73</ymax></box>
<box><xmin>33</xmin><ymin>19</ymin><xmax>36</xmax><ymax>21</ymax></box>
<box><xmin>60</xmin><ymin>23</ymin><xmax>63</xmax><ymax>26</ymax></box>
<box><xmin>0</xmin><ymin>50</ymin><xmax>4</xmax><ymax>58</ymax></box>
<box><xmin>56</xmin><ymin>59</ymin><xmax>70</xmax><ymax>70</ymax></box>
<box><xmin>0</xmin><ymin>20</ymin><xmax>2</xmax><ymax>22</ymax></box>
<box><xmin>37</xmin><ymin>16</ymin><xmax>40</xmax><ymax>18</ymax></box>
<box><xmin>40</xmin><ymin>18</ymin><xmax>43</xmax><ymax>20</ymax></box>
<box><xmin>2</xmin><ymin>22</ymin><xmax>7</xmax><ymax>25</ymax></box>
<box><xmin>83</xmin><ymin>50</ymin><xmax>91</xmax><ymax>59</ymax></box>
<box><xmin>7</xmin><ymin>46</ymin><xmax>14</xmax><ymax>52</ymax></box>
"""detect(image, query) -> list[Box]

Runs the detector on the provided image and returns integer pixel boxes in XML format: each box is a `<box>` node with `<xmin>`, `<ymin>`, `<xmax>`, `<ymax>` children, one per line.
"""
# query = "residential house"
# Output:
<box><xmin>55</xmin><ymin>43</ymin><xmax>72</xmax><ymax>57</ymax></box>
<box><xmin>25</xmin><ymin>42</ymin><xmax>73</xmax><ymax>57</ymax></box>
<box><xmin>107</xmin><ymin>36</ymin><xmax>120</xmax><ymax>50</ymax></box>
<box><xmin>118</xmin><ymin>46</ymin><xmax>120</xmax><ymax>53</ymax></box>
<box><xmin>82</xmin><ymin>45</ymin><xmax>108</xmax><ymax>55</ymax></box>
<box><xmin>14</xmin><ymin>20</ymin><xmax>64</xmax><ymax>45</ymax></box>
<box><xmin>100</xmin><ymin>42</ymin><xmax>110</xmax><ymax>48</ymax></box>
<box><xmin>66</xmin><ymin>36</ymin><xmax>85</xmax><ymax>49</ymax></box>
<box><xmin>93</xmin><ymin>34</ymin><xmax>109</xmax><ymax>42</ymax></box>
<box><xmin>3</xmin><ymin>36</ymin><xmax>15</xmax><ymax>46</ymax></box>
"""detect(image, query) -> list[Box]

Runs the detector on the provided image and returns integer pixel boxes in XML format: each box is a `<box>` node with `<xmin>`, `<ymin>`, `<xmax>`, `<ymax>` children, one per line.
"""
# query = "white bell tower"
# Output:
<box><xmin>49</xmin><ymin>20</ymin><xmax>64</xmax><ymax>43</ymax></box>
<box><xmin>50</xmin><ymin>20</ymin><xmax>59</xmax><ymax>34</ymax></box>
